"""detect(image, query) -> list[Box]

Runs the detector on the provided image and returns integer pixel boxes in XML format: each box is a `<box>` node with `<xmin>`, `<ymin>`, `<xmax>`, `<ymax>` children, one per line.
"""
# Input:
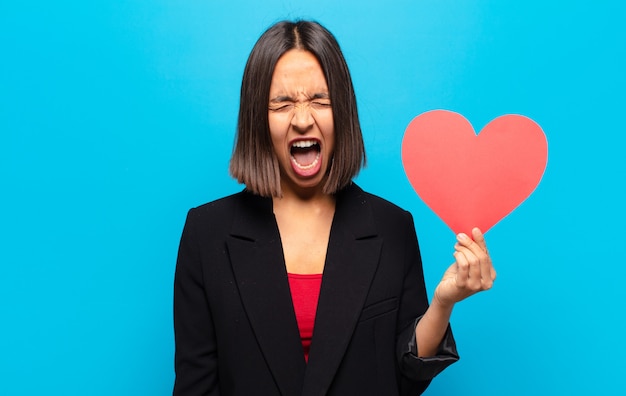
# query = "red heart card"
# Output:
<box><xmin>401</xmin><ymin>110</ymin><xmax>548</xmax><ymax>236</ymax></box>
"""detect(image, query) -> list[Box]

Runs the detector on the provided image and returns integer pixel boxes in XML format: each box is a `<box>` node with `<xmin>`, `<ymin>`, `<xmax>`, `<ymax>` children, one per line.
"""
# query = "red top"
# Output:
<box><xmin>287</xmin><ymin>273</ymin><xmax>323</xmax><ymax>362</ymax></box>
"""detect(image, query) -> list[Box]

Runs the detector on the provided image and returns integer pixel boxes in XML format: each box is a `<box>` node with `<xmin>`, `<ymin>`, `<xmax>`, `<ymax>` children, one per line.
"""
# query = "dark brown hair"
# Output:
<box><xmin>229</xmin><ymin>20</ymin><xmax>366</xmax><ymax>197</ymax></box>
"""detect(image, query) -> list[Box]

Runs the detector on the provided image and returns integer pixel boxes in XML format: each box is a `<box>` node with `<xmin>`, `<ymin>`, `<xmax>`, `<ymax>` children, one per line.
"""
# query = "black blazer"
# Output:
<box><xmin>173</xmin><ymin>183</ymin><xmax>458</xmax><ymax>396</ymax></box>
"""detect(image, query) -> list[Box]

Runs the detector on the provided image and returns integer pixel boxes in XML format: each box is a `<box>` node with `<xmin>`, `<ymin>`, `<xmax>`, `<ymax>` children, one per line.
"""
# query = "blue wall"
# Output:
<box><xmin>1</xmin><ymin>1</ymin><xmax>624</xmax><ymax>394</ymax></box>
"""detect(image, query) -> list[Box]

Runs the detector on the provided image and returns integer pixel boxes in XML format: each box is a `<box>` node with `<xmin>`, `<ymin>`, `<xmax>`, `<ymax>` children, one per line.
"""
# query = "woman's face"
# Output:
<box><xmin>268</xmin><ymin>49</ymin><xmax>335</xmax><ymax>196</ymax></box>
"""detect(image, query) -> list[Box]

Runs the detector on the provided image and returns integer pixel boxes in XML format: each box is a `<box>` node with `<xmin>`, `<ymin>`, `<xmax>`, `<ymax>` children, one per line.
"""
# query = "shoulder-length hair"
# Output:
<box><xmin>229</xmin><ymin>20</ymin><xmax>366</xmax><ymax>197</ymax></box>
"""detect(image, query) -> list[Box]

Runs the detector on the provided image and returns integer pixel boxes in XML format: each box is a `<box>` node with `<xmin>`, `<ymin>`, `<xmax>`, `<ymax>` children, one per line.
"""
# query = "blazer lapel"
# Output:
<box><xmin>302</xmin><ymin>184</ymin><xmax>383</xmax><ymax>396</ymax></box>
<box><xmin>226</xmin><ymin>192</ymin><xmax>306</xmax><ymax>396</ymax></box>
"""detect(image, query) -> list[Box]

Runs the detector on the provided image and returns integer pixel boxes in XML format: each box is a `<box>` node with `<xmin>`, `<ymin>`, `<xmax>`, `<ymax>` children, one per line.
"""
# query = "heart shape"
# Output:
<box><xmin>402</xmin><ymin>110</ymin><xmax>548</xmax><ymax>236</ymax></box>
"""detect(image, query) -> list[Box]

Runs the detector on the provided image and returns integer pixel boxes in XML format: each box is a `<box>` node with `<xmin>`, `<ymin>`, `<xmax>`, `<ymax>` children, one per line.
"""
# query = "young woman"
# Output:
<box><xmin>173</xmin><ymin>20</ymin><xmax>496</xmax><ymax>396</ymax></box>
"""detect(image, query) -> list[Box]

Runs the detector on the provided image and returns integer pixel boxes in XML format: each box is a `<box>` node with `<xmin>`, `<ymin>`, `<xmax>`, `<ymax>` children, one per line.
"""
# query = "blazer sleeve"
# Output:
<box><xmin>173</xmin><ymin>208</ymin><xmax>221</xmax><ymax>395</ymax></box>
<box><xmin>395</xmin><ymin>211</ymin><xmax>459</xmax><ymax>387</ymax></box>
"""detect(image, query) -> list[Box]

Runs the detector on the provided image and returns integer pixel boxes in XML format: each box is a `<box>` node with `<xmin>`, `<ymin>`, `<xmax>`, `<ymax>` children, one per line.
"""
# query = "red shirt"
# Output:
<box><xmin>287</xmin><ymin>273</ymin><xmax>323</xmax><ymax>362</ymax></box>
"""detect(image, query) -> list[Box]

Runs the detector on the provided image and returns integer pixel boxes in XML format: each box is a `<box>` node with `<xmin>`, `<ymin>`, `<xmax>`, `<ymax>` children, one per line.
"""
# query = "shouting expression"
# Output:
<box><xmin>268</xmin><ymin>49</ymin><xmax>335</xmax><ymax>196</ymax></box>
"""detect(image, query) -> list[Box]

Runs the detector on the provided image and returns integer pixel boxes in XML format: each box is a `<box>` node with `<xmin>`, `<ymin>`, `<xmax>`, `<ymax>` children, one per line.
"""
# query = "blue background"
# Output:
<box><xmin>1</xmin><ymin>1</ymin><xmax>625</xmax><ymax>394</ymax></box>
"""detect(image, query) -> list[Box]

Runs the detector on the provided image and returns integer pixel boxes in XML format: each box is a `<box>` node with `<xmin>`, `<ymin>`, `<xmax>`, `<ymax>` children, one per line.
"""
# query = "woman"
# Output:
<box><xmin>173</xmin><ymin>20</ymin><xmax>496</xmax><ymax>395</ymax></box>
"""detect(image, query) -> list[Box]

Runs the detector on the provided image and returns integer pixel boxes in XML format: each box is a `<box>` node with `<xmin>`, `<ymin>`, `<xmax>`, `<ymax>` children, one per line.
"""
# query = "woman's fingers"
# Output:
<box><xmin>453</xmin><ymin>251</ymin><xmax>469</xmax><ymax>288</ymax></box>
<box><xmin>454</xmin><ymin>246</ymin><xmax>483</xmax><ymax>291</ymax></box>
<box><xmin>471</xmin><ymin>227</ymin><xmax>488</xmax><ymax>252</ymax></box>
<box><xmin>457</xmin><ymin>230</ymin><xmax>486</xmax><ymax>257</ymax></box>
<box><xmin>455</xmin><ymin>229</ymin><xmax>495</xmax><ymax>290</ymax></box>
<box><xmin>469</xmin><ymin>228</ymin><xmax>496</xmax><ymax>282</ymax></box>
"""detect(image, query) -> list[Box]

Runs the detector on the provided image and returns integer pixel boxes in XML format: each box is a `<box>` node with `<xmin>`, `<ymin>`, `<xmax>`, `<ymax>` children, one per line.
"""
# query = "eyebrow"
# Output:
<box><xmin>269</xmin><ymin>92</ymin><xmax>330</xmax><ymax>103</ymax></box>
<box><xmin>269</xmin><ymin>95</ymin><xmax>294</xmax><ymax>103</ymax></box>
<box><xmin>311</xmin><ymin>93</ymin><xmax>330</xmax><ymax>100</ymax></box>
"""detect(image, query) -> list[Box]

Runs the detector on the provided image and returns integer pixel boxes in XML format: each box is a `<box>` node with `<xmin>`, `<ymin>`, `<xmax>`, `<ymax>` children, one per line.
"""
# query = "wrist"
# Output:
<box><xmin>432</xmin><ymin>292</ymin><xmax>455</xmax><ymax>314</ymax></box>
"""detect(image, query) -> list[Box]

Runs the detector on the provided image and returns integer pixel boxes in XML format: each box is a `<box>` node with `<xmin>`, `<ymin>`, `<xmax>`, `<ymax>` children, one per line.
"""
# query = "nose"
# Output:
<box><xmin>290</xmin><ymin>103</ymin><xmax>314</xmax><ymax>132</ymax></box>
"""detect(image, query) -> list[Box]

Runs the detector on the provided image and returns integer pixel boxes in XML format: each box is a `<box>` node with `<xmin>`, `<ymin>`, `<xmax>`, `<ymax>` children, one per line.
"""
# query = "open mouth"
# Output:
<box><xmin>290</xmin><ymin>139</ymin><xmax>321</xmax><ymax>169</ymax></box>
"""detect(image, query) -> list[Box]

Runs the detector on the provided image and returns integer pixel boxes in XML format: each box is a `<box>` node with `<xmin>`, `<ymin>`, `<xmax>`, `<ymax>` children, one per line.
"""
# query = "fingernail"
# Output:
<box><xmin>457</xmin><ymin>233</ymin><xmax>468</xmax><ymax>241</ymax></box>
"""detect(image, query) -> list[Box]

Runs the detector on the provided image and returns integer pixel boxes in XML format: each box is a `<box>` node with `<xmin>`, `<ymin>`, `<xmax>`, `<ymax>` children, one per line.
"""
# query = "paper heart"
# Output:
<box><xmin>402</xmin><ymin>110</ymin><xmax>548</xmax><ymax>236</ymax></box>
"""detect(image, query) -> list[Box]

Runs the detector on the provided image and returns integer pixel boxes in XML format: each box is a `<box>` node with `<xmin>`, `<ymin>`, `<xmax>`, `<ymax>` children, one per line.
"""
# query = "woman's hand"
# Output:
<box><xmin>433</xmin><ymin>227</ymin><xmax>496</xmax><ymax>309</ymax></box>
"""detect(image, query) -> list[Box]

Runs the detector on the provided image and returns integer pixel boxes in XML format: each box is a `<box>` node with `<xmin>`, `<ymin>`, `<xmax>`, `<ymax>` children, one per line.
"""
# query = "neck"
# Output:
<box><xmin>273</xmin><ymin>188</ymin><xmax>335</xmax><ymax>214</ymax></box>
<box><xmin>277</xmin><ymin>174</ymin><xmax>332</xmax><ymax>200</ymax></box>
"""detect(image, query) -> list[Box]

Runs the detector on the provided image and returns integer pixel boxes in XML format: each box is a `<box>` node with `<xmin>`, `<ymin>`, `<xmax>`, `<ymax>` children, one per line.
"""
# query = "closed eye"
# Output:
<box><xmin>269</xmin><ymin>103</ymin><xmax>295</xmax><ymax>112</ymax></box>
<box><xmin>311</xmin><ymin>101</ymin><xmax>331</xmax><ymax>109</ymax></box>
<box><xmin>269</xmin><ymin>102</ymin><xmax>331</xmax><ymax>112</ymax></box>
